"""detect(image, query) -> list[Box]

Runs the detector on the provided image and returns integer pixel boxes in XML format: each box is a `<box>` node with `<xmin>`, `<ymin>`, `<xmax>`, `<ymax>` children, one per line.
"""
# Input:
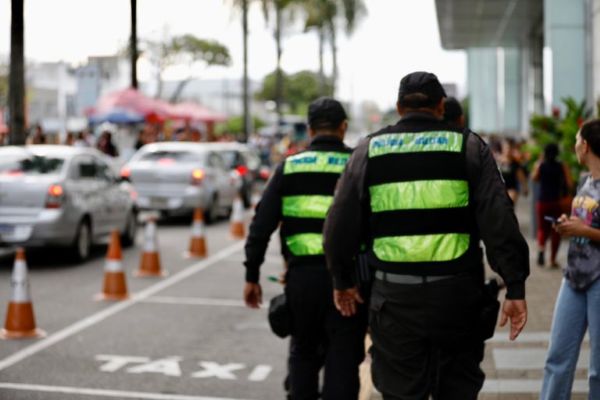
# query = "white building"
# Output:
<box><xmin>436</xmin><ymin>0</ymin><xmax>599</xmax><ymax>136</ymax></box>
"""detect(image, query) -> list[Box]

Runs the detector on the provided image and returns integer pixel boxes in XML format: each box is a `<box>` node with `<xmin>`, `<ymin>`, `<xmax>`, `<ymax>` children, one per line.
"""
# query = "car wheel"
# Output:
<box><xmin>72</xmin><ymin>220</ymin><xmax>92</xmax><ymax>262</ymax></box>
<box><xmin>204</xmin><ymin>194</ymin><xmax>220</xmax><ymax>224</ymax></box>
<box><xmin>121</xmin><ymin>211</ymin><xmax>137</xmax><ymax>248</ymax></box>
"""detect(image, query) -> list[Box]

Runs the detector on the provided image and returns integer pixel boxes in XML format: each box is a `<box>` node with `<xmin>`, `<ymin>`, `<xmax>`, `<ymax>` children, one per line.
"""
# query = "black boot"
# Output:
<box><xmin>537</xmin><ymin>251</ymin><xmax>545</xmax><ymax>267</ymax></box>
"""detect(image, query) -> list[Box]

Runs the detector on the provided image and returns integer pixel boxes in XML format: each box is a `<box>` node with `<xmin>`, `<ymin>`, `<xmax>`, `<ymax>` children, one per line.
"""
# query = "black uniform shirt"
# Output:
<box><xmin>244</xmin><ymin>134</ymin><xmax>350</xmax><ymax>283</ymax></box>
<box><xmin>323</xmin><ymin>113</ymin><xmax>530</xmax><ymax>299</ymax></box>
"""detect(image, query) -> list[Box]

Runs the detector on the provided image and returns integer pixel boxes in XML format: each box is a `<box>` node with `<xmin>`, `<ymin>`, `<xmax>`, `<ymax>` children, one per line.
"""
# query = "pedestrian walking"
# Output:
<box><xmin>96</xmin><ymin>130</ymin><xmax>119</xmax><ymax>157</ymax></box>
<box><xmin>443</xmin><ymin>96</ymin><xmax>466</xmax><ymax>129</ymax></box>
<box><xmin>323</xmin><ymin>71</ymin><xmax>530</xmax><ymax>399</ymax></box>
<box><xmin>540</xmin><ymin>119</ymin><xmax>600</xmax><ymax>400</ymax></box>
<box><xmin>532</xmin><ymin>143</ymin><xmax>573</xmax><ymax>268</ymax></box>
<box><xmin>243</xmin><ymin>97</ymin><xmax>368</xmax><ymax>400</ymax></box>
<box><xmin>495</xmin><ymin>138</ymin><xmax>529</xmax><ymax>204</ymax></box>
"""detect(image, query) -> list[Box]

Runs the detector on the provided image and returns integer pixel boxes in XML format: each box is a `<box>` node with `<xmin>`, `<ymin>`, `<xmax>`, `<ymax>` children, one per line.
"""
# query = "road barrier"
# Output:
<box><xmin>1</xmin><ymin>248</ymin><xmax>46</xmax><ymax>339</ymax></box>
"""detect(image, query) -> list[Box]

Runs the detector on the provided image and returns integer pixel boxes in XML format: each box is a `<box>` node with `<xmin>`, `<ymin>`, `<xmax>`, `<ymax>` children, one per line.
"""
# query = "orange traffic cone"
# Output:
<box><xmin>135</xmin><ymin>217</ymin><xmax>165</xmax><ymax>277</ymax></box>
<box><xmin>96</xmin><ymin>231</ymin><xmax>129</xmax><ymax>301</ymax></box>
<box><xmin>230</xmin><ymin>195</ymin><xmax>246</xmax><ymax>239</ymax></box>
<box><xmin>187</xmin><ymin>208</ymin><xmax>207</xmax><ymax>258</ymax></box>
<box><xmin>1</xmin><ymin>248</ymin><xmax>46</xmax><ymax>339</ymax></box>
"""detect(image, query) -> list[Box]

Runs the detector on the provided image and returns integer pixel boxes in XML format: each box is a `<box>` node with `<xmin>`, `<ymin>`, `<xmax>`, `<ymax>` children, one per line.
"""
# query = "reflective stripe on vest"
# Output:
<box><xmin>282</xmin><ymin>195</ymin><xmax>333</xmax><ymax>219</ymax></box>
<box><xmin>285</xmin><ymin>233</ymin><xmax>325</xmax><ymax>256</ymax></box>
<box><xmin>373</xmin><ymin>234</ymin><xmax>470</xmax><ymax>263</ymax></box>
<box><xmin>369</xmin><ymin>131</ymin><xmax>463</xmax><ymax>158</ymax></box>
<box><xmin>369</xmin><ymin>180</ymin><xmax>469</xmax><ymax>212</ymax></box>
<box><xmin>284</xmin><ymin>151</ymin><xmax>350</xmax><ymax>174</ymax></box>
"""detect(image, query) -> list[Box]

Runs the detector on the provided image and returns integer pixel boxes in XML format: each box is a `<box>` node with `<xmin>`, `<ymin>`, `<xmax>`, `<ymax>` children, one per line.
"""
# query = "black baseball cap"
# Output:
<box><xmin>308</xmin><ymin>97</ymin><xmax>348</xmax><ymax>129</ymax></box>
<box><xmin>398</xmin><ymin>71</ymin><xmax>447</xmax><ymax>107</ymax></box>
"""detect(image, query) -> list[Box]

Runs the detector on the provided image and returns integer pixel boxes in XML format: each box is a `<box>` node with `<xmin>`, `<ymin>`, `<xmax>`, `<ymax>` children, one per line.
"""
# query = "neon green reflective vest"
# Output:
<box><xmin>365</xmin><ymin>128</ymin><xmax>479</xmax><ymax>275</ymax></box>
<box><xmin>281</xmin><ymin>147</ymin><xmax>351</xmax><ymax>259</ymax></box>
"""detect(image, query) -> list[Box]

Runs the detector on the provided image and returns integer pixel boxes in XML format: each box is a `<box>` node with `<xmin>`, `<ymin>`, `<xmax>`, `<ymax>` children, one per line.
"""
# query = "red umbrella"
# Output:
<box><xmin>167</xmin><ymin>102</ymin><xmax>227</xmax><ymax>123</ymax></box>
<box><xmin>93</xmin><ymin>88</ymin><xmax>170</xmax><ymax>122</ymax></box>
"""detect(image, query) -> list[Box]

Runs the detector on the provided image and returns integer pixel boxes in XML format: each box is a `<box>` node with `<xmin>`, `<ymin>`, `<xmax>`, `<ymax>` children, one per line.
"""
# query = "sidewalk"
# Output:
<box><xmin>364</xmin><ymin>195</ymin><xmax>589</xmax><ymax>399</ymax></box>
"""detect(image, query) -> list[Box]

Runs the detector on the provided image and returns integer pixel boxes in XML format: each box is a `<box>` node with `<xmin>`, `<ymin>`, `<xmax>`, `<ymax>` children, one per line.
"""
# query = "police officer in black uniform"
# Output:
<box><xmin>323</xmin><ymin>72</ymin><xmax>530</xmax><ymax>399</ymax></box>
<box><xmin>243</xmin><ymin>97</ymin><xmax>368</xmax><ymax>400</ymax></box>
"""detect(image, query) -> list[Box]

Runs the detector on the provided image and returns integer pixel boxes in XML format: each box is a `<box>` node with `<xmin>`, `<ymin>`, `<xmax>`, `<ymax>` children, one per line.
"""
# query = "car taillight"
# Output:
<box><xmin>236</xmin><ymin>165</ymin><xmax>249</xmax><ymax>177</ymax></box>
<box><xmin>46</xmin><ymin>184</ymin><xmax>64</xmax><ymax>209</ymax></box>
<box><xmin>120</xmin><ymin>167</ymin><xmax>131</xmax><ymax>180</ymax></box>
<box><xmin>259</xmin><ymin>167</ymin><xmax>271</xmax><ymax>180</ymax></box>
<box><xmin>191</xmin><ymin>169</ymin><xmax>205</xmax><ymax>185</ymax></box>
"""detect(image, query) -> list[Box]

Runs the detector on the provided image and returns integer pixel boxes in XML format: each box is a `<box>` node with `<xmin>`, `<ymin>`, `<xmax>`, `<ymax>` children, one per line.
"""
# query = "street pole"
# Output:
<box><xmin>130</xmin><ymin>0</ymin><xmax>139</xmax><ymax>89</ymax></box>
<box><xmin>242</xmin><ymin>0</ymin><xmax>250</xmax><ymax>143</ymax></box>
<box><xmin>9</xmin><ymin>0</ymin><xmax>26</xmax><ymax>145</ymax></box>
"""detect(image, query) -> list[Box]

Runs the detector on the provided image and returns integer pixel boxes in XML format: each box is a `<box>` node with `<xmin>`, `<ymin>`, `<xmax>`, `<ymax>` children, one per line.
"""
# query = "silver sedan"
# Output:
<box><xmin>122</xmin><ymin>142</ymin><xmax>241</xmax><ymax>222</ymax></box>
<box><xmin>0</xmin><ymin>145</ymin><xmax>138</xmax><ymax>261</ymax></box>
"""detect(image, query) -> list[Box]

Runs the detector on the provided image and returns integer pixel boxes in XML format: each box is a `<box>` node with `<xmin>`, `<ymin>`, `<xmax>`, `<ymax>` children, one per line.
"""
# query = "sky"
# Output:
<box><xmin>0</xmin><ymin>0</ymin><xmax>466</xmax><ymax>111</ymax></box>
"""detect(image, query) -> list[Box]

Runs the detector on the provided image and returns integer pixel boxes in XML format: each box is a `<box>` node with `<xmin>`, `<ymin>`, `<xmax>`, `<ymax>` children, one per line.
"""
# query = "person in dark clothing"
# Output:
<box><xmin>443</xmin><ymin>96</ymin><xmax>466</xmax><ymax>129</ymax></box>
<box><xmin>243</xmin><ymin>97</ymin><xmax>367</xmax><ymax>400</ymax></box>
<box><xmin>532</xmin><ymin>143</ymin><xmax>573</xmax><ymax>267</ymax></box>
<box><xmin>323</xmin><ymin>72</ymin><xmax>530</xmax><ymax>400</ymax></box>
<box><xmin>96</xmin><ymin>131</ymin><xmax>119</xmax><ymax>157</ymax></box>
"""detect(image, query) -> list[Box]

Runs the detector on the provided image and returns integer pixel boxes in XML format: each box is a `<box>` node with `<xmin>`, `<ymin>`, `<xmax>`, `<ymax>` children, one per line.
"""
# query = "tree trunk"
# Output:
<box><xmin>130</xmin><ymin>0</ymin><xmax>138</xmax><ymax>89</ymax></box>
<box><xmin>9</xmin><ymin>0</ymin><xmax>25</xmax><ymax>145</ymax></box>
<box><xmin>318</xmin><ymin>26</ymin><xmax>326</xmax><ymax>96</ymax></box>
<box><xmin>329</xmin><ymin>22</ymin><xmax>338</xmax><ymax>97</ymax></box>
<box><xmin>242</xmin><ymin>0</ymin><xmax>250</xmax><ymax>142</ymax></box>
<box><xmin>274</xmin><ymin>4</ymin><xmax>284</xmax><ymax>131</ymax></box>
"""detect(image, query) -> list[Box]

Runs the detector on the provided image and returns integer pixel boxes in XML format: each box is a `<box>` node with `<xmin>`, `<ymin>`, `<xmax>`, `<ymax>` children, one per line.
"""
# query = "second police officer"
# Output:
<box><xmin>243</xmin><ymin>97</ymin><xmax>368</xmax><ymax>400</ymax></box>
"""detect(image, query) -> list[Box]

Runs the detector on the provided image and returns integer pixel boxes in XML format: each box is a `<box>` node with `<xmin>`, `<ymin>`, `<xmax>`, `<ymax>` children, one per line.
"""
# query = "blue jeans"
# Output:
<box><xmin>540</xmin><ymin>278</ymin><xmax>600</xmax><ymax>400</ymax></box>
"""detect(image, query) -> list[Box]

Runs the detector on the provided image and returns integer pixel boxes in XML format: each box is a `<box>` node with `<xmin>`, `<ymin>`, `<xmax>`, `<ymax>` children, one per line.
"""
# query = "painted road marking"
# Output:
<box><xmin>0</xmin><ymin>382</ymin><xmax>251</xmax><ymax>400</ymax></box>
<box><xmin>95</xmin><ymin>355</ymin><xmax>273</xmax><ymax>382</ymax></box>
<box><xmin>191</xmin><ymin>362</ymin><xmax>245</xmax><ymax>380</ymax></box>
<box><xmin>141</xmin><ymin>296</ymin><xmax>264</xmax><ymax>308</ymax></box>
<box><xmin>493</xmin><ymin>348</ymin><xmax>589</xmax><ymax>370</ymax></box>
<box><xmin>481</xmin><ymin>379</ymin><xmax>588</xmax><ymax>393</ymax></box>
<box><xmin>247</xmin><ymin>365</ymin><xmax>273</xmax><ymax>382</ymax></box>
<box><xmin>0</xmin><ymin>241</ymin><xmax>245</xmax><ymax>372</ymax></box>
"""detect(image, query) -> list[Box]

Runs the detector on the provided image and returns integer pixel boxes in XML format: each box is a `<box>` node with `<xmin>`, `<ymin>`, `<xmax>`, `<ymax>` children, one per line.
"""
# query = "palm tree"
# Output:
<box><xmin>9</xmin><ymin>0</ymin><xmax>25</xmax><ymax>145</ymax></box>
<box><xmin>130</xmin><ymin>0</ymin><xmax>139</xmax><ymax>89</ymax></box>
<box><xmin>229</xmin><ymin>0</ymin><xmax>259</xmax><ymax>141</ymax></box>
<box><xmin>302</xmin><ymin>0</ymin><xmax>365</xmax><ymax>96</ymax></box>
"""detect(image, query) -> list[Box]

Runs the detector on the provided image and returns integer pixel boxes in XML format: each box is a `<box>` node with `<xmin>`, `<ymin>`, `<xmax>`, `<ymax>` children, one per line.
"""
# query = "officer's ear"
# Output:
<box><xmin>308</xmin><ymin>126</ymin><xmax>317</xmax><ymax>139</ymax></box>
<box><xmin>337</xmin><ymin>120</ymin><xmax>348</xmax><ymax>139</ymax></box>
<box><xmin>433</xmin><ymin>99</ymin><xmax>445</xmax><ymax>119</ymax></box>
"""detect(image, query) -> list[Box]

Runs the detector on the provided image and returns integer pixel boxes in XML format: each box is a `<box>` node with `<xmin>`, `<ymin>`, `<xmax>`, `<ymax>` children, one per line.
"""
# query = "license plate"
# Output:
<box><xmin>150</xmin><ymin>198</ymin><xmax>169</xmax><ymax>208</ymax></box>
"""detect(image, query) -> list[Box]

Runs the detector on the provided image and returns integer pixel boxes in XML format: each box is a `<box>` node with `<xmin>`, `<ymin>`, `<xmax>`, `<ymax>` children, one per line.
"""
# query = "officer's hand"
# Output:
<box><xmin>499</xmin><ymin>299</ymin><xmax>527</xmax><ymax>341</ymax></box>
<box><xmin>244</xmin><ymin>282</ymin><xmax>262</xmax><ymax>309</ymax></box>
<box><xmin>333</xmin><ymin>287</ymin><xmax>363</xmax><ymax>317</ymax></box>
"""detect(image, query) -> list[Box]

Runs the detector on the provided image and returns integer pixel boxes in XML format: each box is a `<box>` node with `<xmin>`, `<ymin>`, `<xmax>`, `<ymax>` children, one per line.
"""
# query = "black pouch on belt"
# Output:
<box><xmin>268</xmin><ymin>293</ymin><xmax>292</xmax><ymax>338</ymax></box>
<box><xmin>479</xmin><ymin>278</ymin><xmax>501</xmax><ymax>340</ymax></box>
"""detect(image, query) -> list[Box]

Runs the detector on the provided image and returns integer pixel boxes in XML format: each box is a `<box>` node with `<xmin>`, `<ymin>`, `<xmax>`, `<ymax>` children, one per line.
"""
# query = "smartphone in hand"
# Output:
<box><xmin>544</xmin><ymin>216</ymin><xmax>559</xmax><ymax>224</ymax></box>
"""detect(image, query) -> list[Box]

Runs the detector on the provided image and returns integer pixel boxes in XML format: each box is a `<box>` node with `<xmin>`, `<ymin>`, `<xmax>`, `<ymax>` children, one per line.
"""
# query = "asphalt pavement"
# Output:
<box><xmin>0</xmin><ymin>213</ymin><xmax>290</xmax><ymax>400</ymax></box>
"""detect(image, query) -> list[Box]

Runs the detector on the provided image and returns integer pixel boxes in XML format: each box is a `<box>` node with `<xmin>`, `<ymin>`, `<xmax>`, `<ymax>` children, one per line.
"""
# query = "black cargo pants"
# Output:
<box><xmin>369</xmin><ymin>273</ymin><xmax>485</xmax><ymax>400</ymax></box>
<box><xmin>285</xmin><ymin>265</ymin><xmax>368</xmax><ymax>400</ymax></box>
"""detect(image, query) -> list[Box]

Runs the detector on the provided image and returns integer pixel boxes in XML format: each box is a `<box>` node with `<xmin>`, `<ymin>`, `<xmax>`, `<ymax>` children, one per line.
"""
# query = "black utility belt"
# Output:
<box><xmin>374</xmin><ymin>270</ymin><xmax>459</xmax><ymax>284</ymax></box>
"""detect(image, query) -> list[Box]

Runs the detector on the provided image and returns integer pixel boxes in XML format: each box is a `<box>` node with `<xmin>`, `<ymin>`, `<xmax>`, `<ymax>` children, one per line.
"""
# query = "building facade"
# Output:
<box><xmin>436</xmin><ymin>0</ymin><xmax>597</xmax><ymax>136</ymax></box>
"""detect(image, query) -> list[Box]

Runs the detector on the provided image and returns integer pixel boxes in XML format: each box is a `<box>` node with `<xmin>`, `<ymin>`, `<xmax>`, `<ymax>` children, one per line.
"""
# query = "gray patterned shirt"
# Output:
<box><xmin>565</xmin><ymin>175</ymin><xmax>600</xmax><ymax>290</ymax></box>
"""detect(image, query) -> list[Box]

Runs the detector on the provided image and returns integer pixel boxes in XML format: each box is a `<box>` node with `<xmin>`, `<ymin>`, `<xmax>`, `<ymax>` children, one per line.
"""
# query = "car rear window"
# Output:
<box><xmin>219</xmin><ymin>151</ymin><xmax>237</xmax><ymax>168</ymax></box>
<box><xmin>138</xmin><ymin>150</ymin><xmax>204</xmax><ymax>164</ymax></box>
<box><xmin>0</xmin><ymin>153</ymin><xmax>65</xmax><ymax>175</ymax></box>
